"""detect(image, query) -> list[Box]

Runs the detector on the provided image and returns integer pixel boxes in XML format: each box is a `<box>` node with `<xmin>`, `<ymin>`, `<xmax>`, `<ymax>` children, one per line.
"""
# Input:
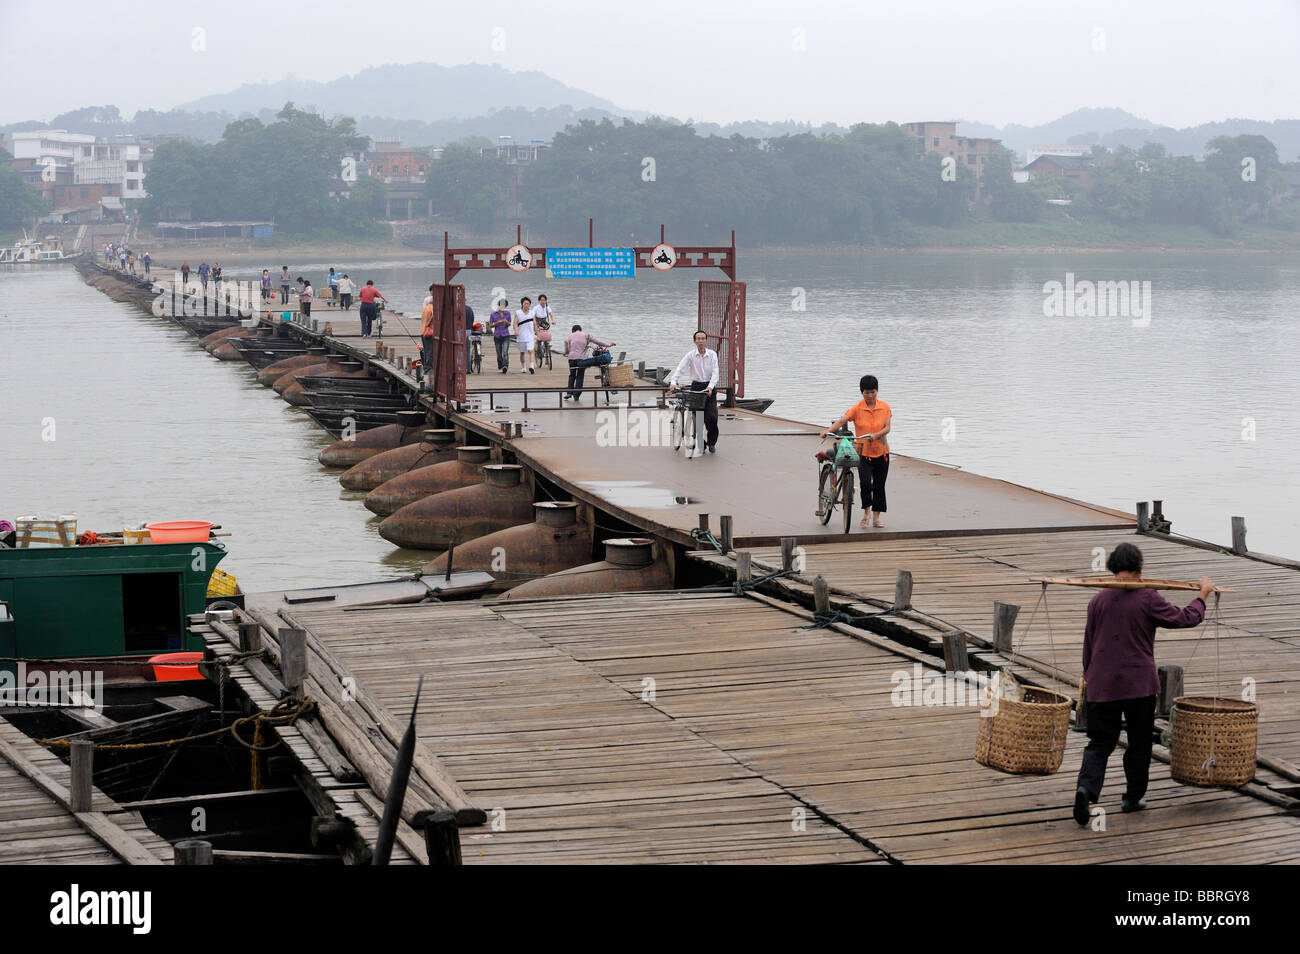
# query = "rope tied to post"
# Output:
<box><xmin>690</xmin><ymin>526</ymin><xmax>725</xmax><ymax>553</ymax></box>
<box><xmin>731</xmin><ymin>567</ymin><xmax>795</xmax><ymax>596</ymax></box>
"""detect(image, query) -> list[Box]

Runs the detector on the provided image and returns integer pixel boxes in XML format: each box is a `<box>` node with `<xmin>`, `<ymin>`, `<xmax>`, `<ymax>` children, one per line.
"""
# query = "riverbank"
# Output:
<box><xmin>118</xmin><ymin>214</ymin><xmax>1300</xmax><ymax>267</ymax></box>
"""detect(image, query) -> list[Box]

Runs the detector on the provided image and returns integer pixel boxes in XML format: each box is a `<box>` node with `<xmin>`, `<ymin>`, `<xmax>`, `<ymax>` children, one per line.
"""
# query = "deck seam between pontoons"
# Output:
<box><xmin>481</xmin><ymin>596</ymin><xmax>904</xmax><ymax>864</ymax></box>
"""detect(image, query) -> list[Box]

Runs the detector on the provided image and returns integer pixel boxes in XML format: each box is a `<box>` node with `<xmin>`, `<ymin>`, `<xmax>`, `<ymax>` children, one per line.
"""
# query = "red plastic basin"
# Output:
<box><xmin>145</xmin><ymin>521</ymin><xmax>212</xmax><ymax>543</ymax></box>
<box><xmin>150</xmin><ymin>652</ymin><xmax>204</xmax><ymax>682</ymax></box>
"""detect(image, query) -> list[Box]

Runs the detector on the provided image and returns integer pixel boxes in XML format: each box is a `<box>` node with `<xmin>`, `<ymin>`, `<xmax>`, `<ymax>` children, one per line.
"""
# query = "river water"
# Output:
<box><xmin>2</xmin><ymin>250</ymin><xmax>1297</xmax><ymax>590</ymax></box>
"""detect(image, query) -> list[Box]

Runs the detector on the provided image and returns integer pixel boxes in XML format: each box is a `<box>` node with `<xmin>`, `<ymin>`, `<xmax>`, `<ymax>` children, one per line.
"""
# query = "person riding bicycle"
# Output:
<box><xmin>820</xmin><ymin>374</ymin><xmax>891</xmax><ymax>528</ymax></box>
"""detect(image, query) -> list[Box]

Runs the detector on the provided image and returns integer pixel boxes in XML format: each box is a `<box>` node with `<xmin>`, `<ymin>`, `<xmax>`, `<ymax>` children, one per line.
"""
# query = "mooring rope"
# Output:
<box><xmin>731</xmin><ymin>567</ymin><xmax>796</xmax><ymax>596</ymax></box>
<box><xmin>34</xmin><ymin>696</ymin><xmax>316</xmax><ymax>754</ymax></box>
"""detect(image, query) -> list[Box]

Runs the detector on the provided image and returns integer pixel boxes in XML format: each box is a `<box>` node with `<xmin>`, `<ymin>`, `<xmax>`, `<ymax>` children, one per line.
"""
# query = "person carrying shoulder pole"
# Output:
<box><xmin>1072</xmin><ymin>543</ymin><xmax>1215</xmax><ymax>825</ymax></box>
<box><xmin>667</xmin><ymin>330</ymin><xmax>720</xmax><ymax>453</ymax></box>
<box><xmin>821</xmin><ymin>374</ymin><xmax>891</xmax><ymax>528</ymax></box>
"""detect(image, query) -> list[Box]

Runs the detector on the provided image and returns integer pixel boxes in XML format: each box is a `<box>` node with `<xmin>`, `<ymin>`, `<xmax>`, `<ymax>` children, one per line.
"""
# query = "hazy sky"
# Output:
<box><xmin>3</xmin><ymin>0</ymin><xmax>1298</xmax><ymax>128</ymax></box>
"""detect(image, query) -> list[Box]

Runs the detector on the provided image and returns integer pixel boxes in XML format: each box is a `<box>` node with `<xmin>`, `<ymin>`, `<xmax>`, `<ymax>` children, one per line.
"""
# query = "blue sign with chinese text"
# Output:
<box><xmin>547</xmin><ymin>247</ymin><xmax>635</xmax><ymax>278</ymax></box>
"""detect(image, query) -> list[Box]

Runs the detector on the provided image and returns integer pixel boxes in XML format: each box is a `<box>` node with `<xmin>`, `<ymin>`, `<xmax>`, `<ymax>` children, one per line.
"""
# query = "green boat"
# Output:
<box><xmin>0</xmin><ymin>541</ymin><xmax>228</xmax><ymax>667</ymax></box>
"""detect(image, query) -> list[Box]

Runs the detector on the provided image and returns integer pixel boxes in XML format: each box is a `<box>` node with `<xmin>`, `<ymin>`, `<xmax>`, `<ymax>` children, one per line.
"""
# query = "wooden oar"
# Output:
<box><xmin>1031</xmin><ymin>576</ymin><xmax>1235</xmax><ymax>593</ymax></box>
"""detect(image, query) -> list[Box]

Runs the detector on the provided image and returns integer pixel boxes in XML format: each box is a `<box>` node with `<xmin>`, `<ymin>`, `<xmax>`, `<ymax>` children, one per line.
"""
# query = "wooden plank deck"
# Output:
<box><xmin>291</xmin><ymin>597</ymin><xmax>881</xmax><ymax>864</ymax></box>
<box><xmin>0</xmin><ymin>718</ymin><xmax>173</xmax><ymax>865</ymax></box>
<box><xmin>692</xmin><ymin>528</ymin><xmax>1300</xmax><ymax>785</ymax></box>
<box><xmin>293</xmin><ymin>591</ymin><xmax>1300</xmax><ymax>863</ymax></box>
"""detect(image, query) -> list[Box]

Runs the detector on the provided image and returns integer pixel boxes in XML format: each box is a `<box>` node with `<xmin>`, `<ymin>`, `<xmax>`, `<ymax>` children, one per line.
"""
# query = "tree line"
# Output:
<box><xmin>110</xmin><ymin>108</ymin><xmax>1300</xmax><ymax>241</ymax></box>
<box><xmin>141</xmin><ymin>104</ymin><xmax>387</xmax><ymax>236</ymax></box>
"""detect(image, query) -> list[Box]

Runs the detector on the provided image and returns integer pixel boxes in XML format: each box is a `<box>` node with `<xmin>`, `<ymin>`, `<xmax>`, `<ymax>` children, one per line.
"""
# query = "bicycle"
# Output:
<box><xmin>469</xmin><ymin>333</ymin><xmax>484</xmax><ymax>374</ymax></box>
<box><xmin>537</xmin><ymin>333</ymin><xmax>553</xmax><ymax>371</ymax></box>
<box><xmin>816</xmin><ymin>429</ymin><xmax>857</xmax><ymax>534</ymax></box>
<box><xmin>667</xmin><ymin>389</ymin><xmax>706</xmax><ymax>459</ymax></box>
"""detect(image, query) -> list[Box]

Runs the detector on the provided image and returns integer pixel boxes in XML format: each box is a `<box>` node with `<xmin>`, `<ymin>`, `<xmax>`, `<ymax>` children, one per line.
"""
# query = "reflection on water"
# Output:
<box><xmin>3</xmin><ymin>249</ymin><xmax>1297</xmax><ymax>595</ymax></box>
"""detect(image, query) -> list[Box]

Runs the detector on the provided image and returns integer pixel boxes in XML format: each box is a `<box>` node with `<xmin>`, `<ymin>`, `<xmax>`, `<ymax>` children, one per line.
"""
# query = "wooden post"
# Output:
<box><xmin>280</xmin><ymin>627</ymin><xmax>308</xmax><ymax>698</ymax></box>
<box><xmin>69</xmin><ymin>740</ymin><xmax>93</xmax><ymax>812</ymax></box>
<box><xmin>174</xmin><ymin>840</ymin><xmax>214</xmax><ymax>865</ymax></box>
<box><xmin>656</xmin><ymin>366</ymin><xmax>666</xmax><ymax>385</ymax></box>
<box><xmin>238</xmin><ymin>620</ymin><xmax>262</xmax><ymax>654</ymax></box>
<box><xmin>311</xmin><ymin>815</ymin><xmax>351</xmax><ymax>848</ymax></box>
<box><xmin>780</xmin><ymin>537</ymin><xmax>797</xmax><ymax>572</ymax></box>
<box><xmin>698</xmin><ymin>514</ymin><xmax>709</xmax><ymax>536</ymax></box>
<box><xmin>1231</xmin><ymin>516</ymin><xmax>1247</xmax><ymax>555</ymax></box>
<box><xmin>992</xmin><ymin>601</ymin><xmax>1020</xmax><ymax>654</ymax></box>
<box><xmin>1158</xmin><ymin>665</ymin><xmax>1184</xmax><ymax>718</ymax></box>
<box><xmin>813</xmin><ymin>575</ymin><xmax>830</xmax><ymax>615</ymax></box>
<box><xmin>637</xmin><ymin>360</ymin><xmax>645</xmax><ymax>377</ymax></box>
<box><xmin>1136</xmin><ymin>501</ymin><xmax>1150</xmax><ymax>533</ymax></box>
<box><xmin>942</xmin><ymin>632</ymin><xmax>969</xmax><ymax>672</ymax></box>
<box><xmin>423</xmin><ymin>811</ymin><xmax>463</xmax><ymax>866</ymax></box>
<box><xmin>736</xmin><ymin>551</ymin><xmax>752</xmax><ymax>584</ymax></box>
<box><xmin>719</xmin><ymin>515</ymin><xmax>733</xmax><ymax>554</ymax></box>
<box><xmin>1074</xmin><ymin>680</ymin><xmax>1089</xmax><ymax>732</ymax></box>
<box><xmin>894</xmin><ymin>569</ymin><xmax>913</xmax><ymax>611</ymax></box>
<box><xmin>513</xmin><ymin>422</ymin><xmax>523</xmax><ymax>438</ymax></box>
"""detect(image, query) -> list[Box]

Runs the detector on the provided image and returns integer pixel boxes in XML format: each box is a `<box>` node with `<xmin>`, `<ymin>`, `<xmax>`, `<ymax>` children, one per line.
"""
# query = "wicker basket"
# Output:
<box><xmin>679</xmin><ymin>389</ymin><xmax>709</xmax><ymax>411</ymax></box>
<box><xmin>1169</xmin><ymin>696</ymin><xmax>1257</xmax><ymax>788</ymax></box>
<box><xmin>975</xmin><ymin>686</ymin><xmax>1073</xmax><ymax>774</ymax></box>
<box><xmin>606</xmin><ymin>363</ymin><xmax>634</xmax><ymax>388</ymax></box>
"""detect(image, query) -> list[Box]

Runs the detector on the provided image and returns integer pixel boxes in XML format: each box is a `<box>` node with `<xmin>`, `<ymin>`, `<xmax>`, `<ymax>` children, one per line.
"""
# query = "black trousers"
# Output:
<box><xmin>1076</xmin><ymin>695</ymin><xmax>1156</xmax><ymax>802</ymax></box>
<box><xmin>689</xmin><ymin>381</ymin><xmax>719</xmax><ymax>448</ymax></box>
<box><xmin>340</xmin><ymin>293</ymin><xmax>352</xmax><ymax>310</ymax></box>
<box><xmin>494</xmin><ymin>336</ymin><xmax>510</xmax><ymax>370</ymax></box>
<box><xmin>360</xmin><ymin>301</ymin><xmax>376</xmax><ymax>336</ymax></box>
<box><xmin>857</xmin><ymin>453</ymin><xmax>889</xmax><ymax>512</ymax></box>
<box><xmin>421</xmin><ymin>335</ymin><xmax>436</xmax><ymax>374</ymax></box>
<box><xmin>301</xmin><ymin>301</ymin><xmax>311</xmax><ymax>317</ymax></box>
<box><xmin>281</xmin><ymin>284</ymin><xmax>290</xmax><ymax>304</ymax></box>
<box><xmin>567</xmin><ymin>359</ymin><xmax>588</xmax><ymax>396</ymax></box>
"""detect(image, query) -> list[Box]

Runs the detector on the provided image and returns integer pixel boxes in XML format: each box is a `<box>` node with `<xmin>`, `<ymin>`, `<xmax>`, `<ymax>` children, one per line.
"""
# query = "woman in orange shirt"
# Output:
<box><xmin>821</xmin><ymin>374</ymin><xmax>892</xmax><ymax>528</ymax></box>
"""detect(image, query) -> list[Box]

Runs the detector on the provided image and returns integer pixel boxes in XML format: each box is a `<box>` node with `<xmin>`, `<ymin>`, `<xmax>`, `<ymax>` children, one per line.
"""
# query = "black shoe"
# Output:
<box><xmin>706</xmin><ymin>444</ymin><xmax>716</xmax><ymax>454</ymax></box>
<box><xmin>1121</xmin><ymin>796</ymin><xmax>1147</xmax><ymax>813</ymax></box>
<box><xmin>1072</xmin><ymin>786</ymin><xmax>1091</xmax><ymax>826</ymax></box>
<box><xmin>529</xmin><ymin>368</ymin><xmax>535</xmax><ymax>374</ymax></box>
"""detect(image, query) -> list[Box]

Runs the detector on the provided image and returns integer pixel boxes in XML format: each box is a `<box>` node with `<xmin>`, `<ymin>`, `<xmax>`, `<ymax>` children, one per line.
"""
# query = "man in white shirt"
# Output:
<box><xmin>667</xmin><ymin>330</ymin><xmax>721</xmax><ymax>453</ymax></box>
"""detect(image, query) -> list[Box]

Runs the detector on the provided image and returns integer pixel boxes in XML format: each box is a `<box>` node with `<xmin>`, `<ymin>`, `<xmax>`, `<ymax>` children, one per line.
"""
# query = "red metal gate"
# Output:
<box><xmin>697</xmin><ymin>281</ymin><xmax>746</xmax><ymax>401</ymax></box>
<box><xmin>426</xmin><ymin>283</ymin><xmax>466</xmax><ymax>405</ymax></box>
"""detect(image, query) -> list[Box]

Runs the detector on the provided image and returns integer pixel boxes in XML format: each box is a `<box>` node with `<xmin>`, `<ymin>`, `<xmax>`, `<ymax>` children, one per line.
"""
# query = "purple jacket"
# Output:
<box><xmin>1082</xmin><ymin>588</ymin><xmax>1205</xmax><ymax>703</ymax></box>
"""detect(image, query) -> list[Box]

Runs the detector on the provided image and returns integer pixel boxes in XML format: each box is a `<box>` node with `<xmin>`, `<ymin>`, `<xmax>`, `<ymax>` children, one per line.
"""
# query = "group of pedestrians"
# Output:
<box><xmin>483</xmin><ymin>294</ymin><xmax>558</xmax><ymax>375</ymax></box>
<box><xmin>176</xmin><ymin>260</ymin><xmax>224</xmax><ymax>291</ymax></box>
<box><xmin>103</xmin><ymin>242</ymin><xmax>150</xmax><ymax>277</ymax></box>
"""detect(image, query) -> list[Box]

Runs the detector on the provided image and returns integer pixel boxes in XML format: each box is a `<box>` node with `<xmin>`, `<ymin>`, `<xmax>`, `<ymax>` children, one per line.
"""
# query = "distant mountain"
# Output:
<box><xmin>956</xmin><ymin>107</ymin><xmax>1300</xmax><ymax>161</ymax></box>
<box><xmin>178</xmin><ymin>62</ymin><xmax>641</xmax><ymax>123</ymax></box>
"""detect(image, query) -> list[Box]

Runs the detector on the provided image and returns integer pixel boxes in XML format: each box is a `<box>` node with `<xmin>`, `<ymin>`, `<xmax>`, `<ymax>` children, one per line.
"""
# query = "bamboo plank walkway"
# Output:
<box><xmin>0</xmin><ymin>718</ymin><xmax>172</xmax><ymax>864</ymax></box>
<box><xmin>692</xmin><ymin>528</ymin><xmax>1300</xmax><ymax>787</ymax></box>
<box><xmin>293</xmin><ymin>591</ymin><xmax>1300</xmax><ymax>863</ymax></box>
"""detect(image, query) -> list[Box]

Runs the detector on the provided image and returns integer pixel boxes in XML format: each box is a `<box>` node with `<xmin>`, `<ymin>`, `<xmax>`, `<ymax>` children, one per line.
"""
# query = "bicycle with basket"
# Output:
<box><xmin>667</xmin><ymin>388</ymin><xmax>708</xmax><ymax>458</ymax></box>
<box><xmin>815</xmin><ymin>429</ymin><xmax>859</xmax><ymax>534</ymax></box>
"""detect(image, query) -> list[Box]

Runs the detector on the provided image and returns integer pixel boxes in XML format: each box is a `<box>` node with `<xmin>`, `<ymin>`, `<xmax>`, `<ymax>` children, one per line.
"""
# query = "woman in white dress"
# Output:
<box><xmin>514</xmin><ymin>295</ymin><xmax>537</xmax><ymax>373</ymax></box>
